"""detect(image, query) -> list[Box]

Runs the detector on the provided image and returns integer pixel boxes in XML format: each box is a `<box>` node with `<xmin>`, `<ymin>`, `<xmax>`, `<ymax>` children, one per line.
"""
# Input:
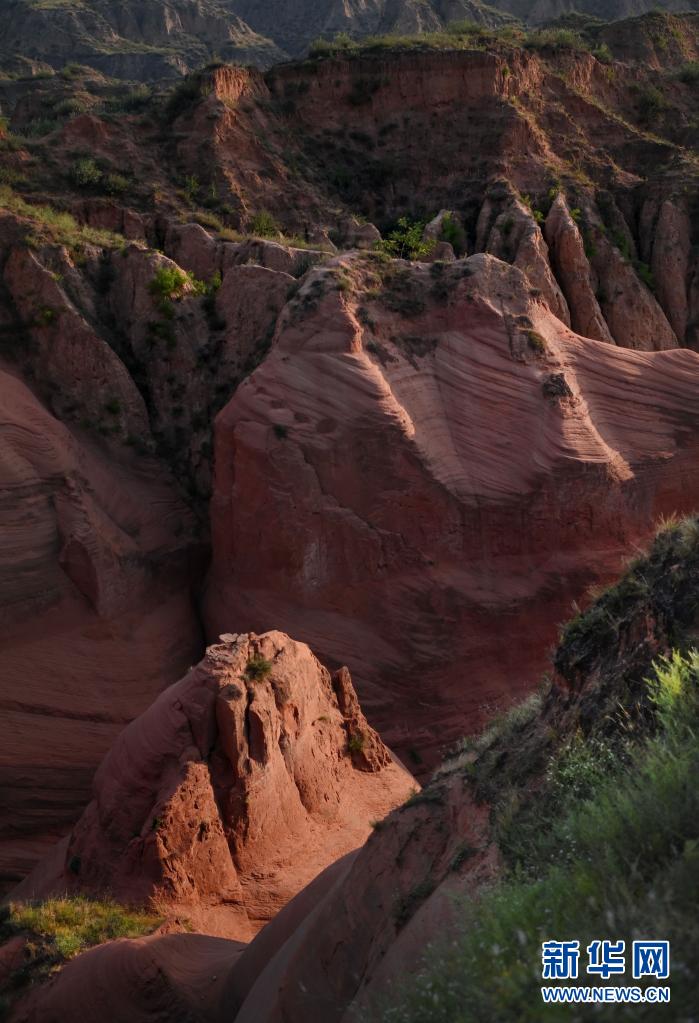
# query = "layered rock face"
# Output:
<box><xmin>15</xmin><ymin>632</ymin><xmax>413</xmax><ymax>939</ymax></box>
<box><xmin>0</xmin><ymin>363</ymin><xmax>202</xmax><ymax>895</ymax></box>
<box><xmin>205</xmin><ymin>252</ymin><xmax>699</xmax><ymax>767</ymax></box>
<box><xmin>168</xmin><ymin>47</ymin><xmax>699</xmax><ymax>349</ymax></box>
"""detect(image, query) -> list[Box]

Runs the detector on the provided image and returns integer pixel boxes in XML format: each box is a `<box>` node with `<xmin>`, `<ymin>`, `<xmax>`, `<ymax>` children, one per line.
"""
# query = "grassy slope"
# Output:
<box><xmin>377</xmin><ymin>517</ymin><xmax>699</xmax><ymax>1021</ymax></box>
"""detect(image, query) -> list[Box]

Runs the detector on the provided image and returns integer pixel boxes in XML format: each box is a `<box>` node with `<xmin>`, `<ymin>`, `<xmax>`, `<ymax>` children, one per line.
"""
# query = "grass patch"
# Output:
<box><xmin>0</xmin><ymin>185</ymin><xmax>123</xmax><ymax>251</ymax></box>
<box><xmin>526</xmin><ymin>329</ymin><xmax>546</xmax><ymax>354</ymax></box>
<box><xmin>249</xmin><ymin>210</ymin><xmax>281</xmax><ymax>238</ymax></box>
<box><xmin>308</xmin><ymin>21</ymin><xmax>521</xmax><ymax>60</ymax></box>
<box><xmin>348</xmin><ymin>733</ymin><xmax>366</xmax><ymax>754</ymax></box>
<box><xmin>4</xmin><ymin>896</ymin><xmax>161</xmax><ymax>960</ymax></box>
<box><xmin>244</xmin><ymin>655</ymin><xmax>273</xmax><ymax>682</ymax></box>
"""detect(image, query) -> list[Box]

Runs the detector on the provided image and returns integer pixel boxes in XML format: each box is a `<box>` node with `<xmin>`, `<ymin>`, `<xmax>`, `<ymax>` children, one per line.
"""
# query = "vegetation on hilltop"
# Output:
<box><xmin>308</xmin><ymin>9</ymin><xmax>698</xmax><ymax>67</ymax></box>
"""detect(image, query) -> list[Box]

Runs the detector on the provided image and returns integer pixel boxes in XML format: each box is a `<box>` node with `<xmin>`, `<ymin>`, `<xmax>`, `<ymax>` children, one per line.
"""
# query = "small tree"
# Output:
<box><xmin>378</xmin><ymin>217</ymin><xmax>435</xmax><ymax>261</ymax></box>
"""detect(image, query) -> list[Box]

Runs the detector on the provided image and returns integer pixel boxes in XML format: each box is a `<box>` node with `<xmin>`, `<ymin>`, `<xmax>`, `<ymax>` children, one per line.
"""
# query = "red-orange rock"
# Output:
<box><xmin>14</xmin><ymin>632</ymin><xmax>414</xmax><ymax>939</ymax></box>
<box><xmin>544</xmin><ymin>193</ymin><xmax>613</xmax><ymax>343</ymax></box>
<box><xmin>0</xmin><ymin>367</ymin><xmax>201</xmax><ymax>894</ymax></box>
<box><xmin>204</xmin><ymin>252</ymin><xmax>699</xmax><ymax>770</ymax></box>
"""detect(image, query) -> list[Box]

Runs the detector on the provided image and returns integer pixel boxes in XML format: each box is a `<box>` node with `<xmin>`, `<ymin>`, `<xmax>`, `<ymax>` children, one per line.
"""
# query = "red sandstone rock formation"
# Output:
<box><xmin>204</xmin><ymin>251</ymin><xmax>699</xmax><ymax>769</ymax></box>
<box><xmin>0</xmin><ymin>363</ymin><xmax>202</xmax><ymax>894</ymax></box>
<box><xmin>14</xmin><ymin>632</ymin><xmax>414</xmax><ymax>940</ymax></box>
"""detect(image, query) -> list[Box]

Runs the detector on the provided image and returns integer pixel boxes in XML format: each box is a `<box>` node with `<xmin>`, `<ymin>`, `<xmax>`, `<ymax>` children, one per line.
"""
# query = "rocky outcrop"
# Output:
<box><xmin>478</xmin><ymin>196</ymin><xmax>570</xmax><ymax>324</ymax></box>
<box><xmin>8</xmin><ymin>932</ymin><xmax>245</xmax><ymax>1023</ymax></box>
<box><xmin>641</xmin><ymin>197</ymin><xmax>693</xmax><ymax>344</ymax></box>
<box><xmin>587</xmin><ymin>215</ymin><xmax>678</xmax><ymax>351</ymax></box>
<box><xmin>544</xmin><ymin>194</ymin><xmax>614</xmax><ymax>343</ymax></box>
<box><xmin>3</xmin><ymin>244</ymin><xmax>151</xmax><ymax>442</ymax></box>
<box><xmin>14</xmin><ymin>632</ymin><xmax>414</xmax><ymax>939</ymax></box>
<box><xmin>204</xmin><ymin>251</ymin><xmax>699</xmax><ymax>770</ymax></box>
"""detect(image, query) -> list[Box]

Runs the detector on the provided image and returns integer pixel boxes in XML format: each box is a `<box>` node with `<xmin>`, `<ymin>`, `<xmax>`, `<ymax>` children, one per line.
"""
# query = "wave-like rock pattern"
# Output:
<box><xmin>205</xmin><ymin>252</ymin><xmax>699</xmax><ymax>766</ymax></box>
<box><xmin>0</xmin><ymin>366</ymin><xmax>202</xmax><ymax>893</ymax></box>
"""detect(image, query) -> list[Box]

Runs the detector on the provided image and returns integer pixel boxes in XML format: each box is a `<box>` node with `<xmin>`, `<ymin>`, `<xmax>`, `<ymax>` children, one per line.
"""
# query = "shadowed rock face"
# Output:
<box><xmin>165</xmin><ymin>46</ymin><xmax>699</xmax><ymax>349</ymax></box>
<box><xmin>0</xmin><ymin>365</ymin><xmax>202</xmax><ymax>896</ymax></box>
<box><xmin>14</xmin><ymin>631</ymin><xmax>414</xmax><ymax>940</ymax></box>
<box><xmin>204</xmin><ymin>252</ymin><xmax>699</xmax><ymax>768</ymax></box>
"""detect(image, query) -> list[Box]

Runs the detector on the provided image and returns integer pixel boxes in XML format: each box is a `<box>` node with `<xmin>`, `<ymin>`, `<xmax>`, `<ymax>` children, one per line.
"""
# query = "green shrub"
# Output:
<box><xmin>592</xmin><ymin>42</ymin><xmax>613</xmax><ymax>64</ymax></box>
<box><xmin>309</xmin><ymin>32</ymin><xmax>356</xmax><ymax>57</ymax></box>
<box><xmin>149</xmin><ymin>266</ymin><xmax>188</xmax><ymax>301</ymax></box>
<box><xmin>103</xmin><ymin>173</ymin><xmax>129</xmax><ymax>196</ymax></box>
<box><xmin>637</xmin><ymin>85</ymin><xmax>667</xmax><ymax>124</ymax></box>
<box><xmin>54</xmin><ymin>97</ymin><xmax>89</xmax><ymax>117</ymax></box>
<box><xmin>183</xmin><ymin>174</ymin><xmax>199</xmax><ymax>203</ymax></box>
<box><xmin>634</xmin><ymin>259</ymin><xmax>656</xmax><ymax>292</ymax></box>
<box><xmin>126</xmin><ymin>84</ymin><xmax>152</xmax><ymax>109</ymax></box>
<box><xmin>526</xmin><ymin>329</ymin><xmax>546</xmax><ymax>353</ymax></box>
<box><xmin>525</xmin><ymin>28</ymin><xmax>586</xmax><ymax>52</ymax></box>
<box><xmin>378</xmin><ymin>217</ymin><xmax>435</xmax><ymax>261</ymax></box>
<box><xmin>545</xmin><ymin>731</ymin><xmax>618</xmax><ymax>803</ymax></box>
<box><xmin>70</xmin><ymin>157</ymin><xmax>102</xmax><ymax>188</ymax></box>
<box><xmin>348</xmin><ymin>733</ymin><xmax>365</xmax><ymax>753</ymax></box>
<box><xmin>35</xmin><ymin>306</ymin><xmax>57</xmax><ymax>327</ymax></box>
<box><xmin>164</xmin><ymin>74</ymin><xmax>211</xmax><ymax>122</ymax></box>
<box><xmin>60</xmin><ymin>62</ymin><xmax>88</xmax><ymax>80</ymax></box>
<box><xmin>439</xmin><ymin>213</ymin><xmax>467</xmax><ymax>255</ymax></box>
<box><xmin>250</xmin><ymin>210</ymin><xmax>281</xmax><ymax>238</ymax></box>
<box><xmin>24</xmin><ymin>117</ymin><xmax>60</xmax><ymax>137</ymax></box>
<box><xmin>244</xmin><ymin>655</ymin><xmax>273</xmax><ymax>681</ymax></box>
<box><xmin>677</xmin><ymin>61</ymin><xmax>699</xmax><ymax>84</ymax></box>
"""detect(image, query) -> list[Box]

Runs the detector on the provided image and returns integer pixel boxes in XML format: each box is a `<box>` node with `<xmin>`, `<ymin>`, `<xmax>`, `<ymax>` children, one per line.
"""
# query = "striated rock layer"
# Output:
<box><xmin>204</xmin><ymin>251</ymin><xmax>699</xmax><ymax>768</ymax></box>
<box><xmin>0</xmin><ymin>363</ymin><xmax>202</xmax><ymax>894</ymax></box>
<box><xmin>14</xmin><ymin>631</ymin><xmax>414</xmax><ymax>940</ymax></box>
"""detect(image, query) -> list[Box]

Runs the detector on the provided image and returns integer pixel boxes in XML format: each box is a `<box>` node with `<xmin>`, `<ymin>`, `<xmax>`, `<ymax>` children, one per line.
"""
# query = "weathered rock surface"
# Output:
<box><xmin>224</xmin><ymin>764</ymin><xmax>496</xmax><ymax>1023</ymax></box>
<box><xmin>544</xmin><ymin>194</ymin><xmax>614</xmax><ymax>344</ymax></box>
<box><xmin>204</xmin><ymin>251</ymin><xmax>699</xmax><ymax>769</ymax></box>
<box><xmin>14</xmin><ymin>632</ymin><xmax>414</xmax><ymax>939</ymax></box>
<box><xmin>9</xmin><ymin>932</ymin><xmax>245</xmax><ymax>1023</ymax></box>
<box><xmin>479</xmin><ymin>195</ymin><xmax>570</xmax><ymax>324</ymax></box>
<box><xmin>3</xmin><ymin>244</ymin><xmax>152</xmax><ymax>442</ymax></box>
<box><xmin>0</xmin><ymin>365</ymin><xmax>202</xmax><ymax>894</ymax></box>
